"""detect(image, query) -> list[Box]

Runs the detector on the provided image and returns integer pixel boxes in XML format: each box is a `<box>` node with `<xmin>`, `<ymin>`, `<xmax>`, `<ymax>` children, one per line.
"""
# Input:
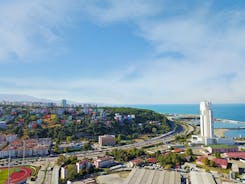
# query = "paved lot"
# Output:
<box><xmin>97</xmin><ymin>173</ymin><xmax>128</xmax><ymax>184</ymax></box>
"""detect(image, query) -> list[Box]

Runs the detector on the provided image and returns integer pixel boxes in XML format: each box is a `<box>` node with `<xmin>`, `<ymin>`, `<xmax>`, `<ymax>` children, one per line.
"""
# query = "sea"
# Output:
<box><xmin>129</xmin><ymin>104</ymin><xmax>245</xmax><ymax>138</ymax></box>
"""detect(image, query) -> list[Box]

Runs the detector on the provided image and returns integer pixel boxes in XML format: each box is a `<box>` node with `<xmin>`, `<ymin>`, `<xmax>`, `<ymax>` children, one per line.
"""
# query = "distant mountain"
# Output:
<box><xmin>0</xmin><ymin>94</ymin><xmax>109</xmax><ymax>106</ymax></box>
<box><xmin>0</xmin><ymin>94</ymin><xmax>53</xmax><ymax>103</ymax></box>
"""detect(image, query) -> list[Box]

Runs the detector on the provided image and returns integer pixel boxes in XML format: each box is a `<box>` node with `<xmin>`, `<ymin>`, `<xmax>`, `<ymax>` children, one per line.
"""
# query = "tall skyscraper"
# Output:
<box><xmin>200</xmin><ymin>101</ymin><xmax>214</xmax><ymax>138</ymax></box>
<box><xmin>191</xmin><ymin>101</ymin><xmax>233</xmax><ymax>145</ymax></box>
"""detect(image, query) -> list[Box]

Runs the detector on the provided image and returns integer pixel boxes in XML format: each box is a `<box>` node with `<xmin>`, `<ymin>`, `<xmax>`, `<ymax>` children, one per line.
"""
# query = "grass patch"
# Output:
<box><xmin>118</xmin><ymin>171</ymin><xmax>130</xmax><ymax>178</ymax></box>
<box><xmin>0</xmin><ymin>167</ymin><xmax>19</xmax><ymax>184</ymax></box>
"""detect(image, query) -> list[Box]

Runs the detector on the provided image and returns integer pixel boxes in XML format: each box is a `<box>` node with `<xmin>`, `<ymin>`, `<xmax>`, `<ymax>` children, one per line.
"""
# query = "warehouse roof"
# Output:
<box><xmin>190</xmin><ymin>171</ymin><xmax>216</xmax><ymax>184</ymax></box>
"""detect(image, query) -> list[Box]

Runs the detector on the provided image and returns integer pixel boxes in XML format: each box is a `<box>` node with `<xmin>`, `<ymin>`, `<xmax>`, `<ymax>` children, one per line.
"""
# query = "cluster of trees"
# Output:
<box><xmin>201</xmin><ymin>157</ymin><xmax>216</xmax><ymax>167</ymax></box>
<box><xmin>157</xmin><ymin>152</ymin><xmax>185</xmax><ymax>169</ymax></box>
<box><xmin>26</xmin><ymin>107</ymin><xmax>172</xmax><ymax>141</ymax></box>
<box><xmin>152</xmin><ymin>148</ymin><xmax>195</xmax><ymax>169</ymax></box>
<box><xmin>105</xmin><ymin>107</ymin><xmax>171</xmax><ymax>136</ymax></box>
<box><xmin>108</xmin><ymin>148</ymin><xmax>146</xmax><ymax>162</ymax></box>
<box><xmin>1</xmin><ymin>105</ymin><xmax>172</xmax><ymax>142</ymax></box>
<box><xmin>56</xmin><ymin>155</ymin><xmax>78</xmax><ymax>166</ymax></box>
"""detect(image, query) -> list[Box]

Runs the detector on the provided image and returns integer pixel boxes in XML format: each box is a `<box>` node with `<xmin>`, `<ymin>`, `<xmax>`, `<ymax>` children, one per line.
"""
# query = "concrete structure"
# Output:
<box><xmin>94</xmin><ymin>156</ymin><xmax>114</xmax><ymax>168</ymax></box>
<box><xmin>61</xmin><ymin>166</ymin><xmax>68</xmax><ymax>179</ymax></box>
<box><xmin>124</xmin><ymin>168</ymin><xmax>181</xmax><ymax>184</ymax></box>
<box><xmin>98</xmin><ymin>135</ymin><xmax>115</xmax><ymax>146</ymax></box>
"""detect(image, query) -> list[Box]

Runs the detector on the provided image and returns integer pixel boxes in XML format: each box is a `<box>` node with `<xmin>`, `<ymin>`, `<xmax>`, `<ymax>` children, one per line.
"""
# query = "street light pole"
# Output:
<box><xmin>7</xmin><ymin>150</ymin><xmax>11</xmax><ymax>184</ymax></box>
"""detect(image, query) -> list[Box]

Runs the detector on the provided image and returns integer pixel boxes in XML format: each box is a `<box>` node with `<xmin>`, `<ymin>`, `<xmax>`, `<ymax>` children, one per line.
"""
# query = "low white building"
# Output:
<box><xmin>76</xmin><ymin>160</ymin><xmax>91</xmax><ymax>173</ymax></box>
<box><xmin>94</xmin><ymin>156</ymin><xmax>114</xmax><ymax>168</ymax></box>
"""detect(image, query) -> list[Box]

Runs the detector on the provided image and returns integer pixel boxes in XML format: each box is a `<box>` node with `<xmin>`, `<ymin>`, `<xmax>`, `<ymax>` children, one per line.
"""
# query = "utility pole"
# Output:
<box><xmin>7</xmin><ymin>150</ymin><xmax>11</xmax><ymax>184</ymax></box>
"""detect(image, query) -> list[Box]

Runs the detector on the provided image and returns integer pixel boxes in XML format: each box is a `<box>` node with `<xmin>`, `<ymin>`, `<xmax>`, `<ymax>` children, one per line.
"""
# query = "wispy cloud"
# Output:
<box><xmin>1</xmin><ymin>0</ymin><xmax>245</xmax><ymax>103</ymax></box>
<box><xmin>0</xmin><ymin>0</ymin><xmax>81</xmax><ymax>61</ymax></box>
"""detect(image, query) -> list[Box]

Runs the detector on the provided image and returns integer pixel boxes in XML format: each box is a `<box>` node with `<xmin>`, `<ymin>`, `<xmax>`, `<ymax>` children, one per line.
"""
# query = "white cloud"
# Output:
<box><xmin>0</xmin><ymin>0</ymin><xmax>81</xmax><ymax>61</ymax></box>
<box><xmin>1</xmin><ymin>0</ymin><xmax>245</xmax><ymax>103</ymax></box>
<box><xmin>82</xmin><ymin>0</ymin><xmax>164</xmax><ymax>23</ymax></box>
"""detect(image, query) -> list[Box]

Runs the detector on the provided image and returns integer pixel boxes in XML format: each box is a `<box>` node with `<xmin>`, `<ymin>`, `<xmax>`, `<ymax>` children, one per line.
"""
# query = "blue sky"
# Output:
<box><xmin>1</xmin><ymin>0</ymin><xmax>245</xmax><ymax>104</ymax></box>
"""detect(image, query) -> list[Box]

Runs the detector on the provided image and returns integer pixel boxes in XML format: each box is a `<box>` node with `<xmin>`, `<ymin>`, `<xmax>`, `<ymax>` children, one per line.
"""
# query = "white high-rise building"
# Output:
<box><xmin>192</xmin><ymin>101</ymin><xmax>234</xmax><ymax>145</ymax></box>
<box><xmin>200</xmin><ymin>101</ymin><xmax>214</xmax><ymax>139</ymax></box>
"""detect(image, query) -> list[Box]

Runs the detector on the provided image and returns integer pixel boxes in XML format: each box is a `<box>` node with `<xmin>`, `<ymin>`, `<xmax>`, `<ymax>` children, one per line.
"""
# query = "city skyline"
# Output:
<box><xmin>1</xmin><ymin>1</ymin><xmax>245</xmax><ymax>104</ymax></box>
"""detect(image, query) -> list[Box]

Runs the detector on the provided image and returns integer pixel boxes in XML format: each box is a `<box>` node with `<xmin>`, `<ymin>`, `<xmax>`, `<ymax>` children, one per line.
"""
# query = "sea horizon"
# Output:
<box><xmin>127</xmin><ymin>104</ymin><xmax>245</xmax><ymax>138</ymax></box>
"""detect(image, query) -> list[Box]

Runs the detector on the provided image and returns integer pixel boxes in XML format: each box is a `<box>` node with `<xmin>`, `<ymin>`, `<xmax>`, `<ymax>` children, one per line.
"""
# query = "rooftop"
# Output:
<box><xmin>95</xmin><ymin>156</ymin><xmax>114</xmax><ymax>162</ymax></box>
<box><xmin>208</xmin><ymin>144</ymin><xmax>237</xmax><ymax>149</ymax></box>
<box><xmin>124</xmin><ymin>168</ymin><xmax>181</xmax><ymax>184</ymax></box>
<box><xmin>213</xmin><ymin>158</ymin><xmax>228</xmax><ymax>166</ymax></box>
<box><xmin>190</xmin><ymin>171</ymin><xmax>216</xmax><ymax>184</ymax></box>
<box><xmin>226</xmin><ymin>152</ymin><xmax>245</xmax><ymax>159</ymax></box>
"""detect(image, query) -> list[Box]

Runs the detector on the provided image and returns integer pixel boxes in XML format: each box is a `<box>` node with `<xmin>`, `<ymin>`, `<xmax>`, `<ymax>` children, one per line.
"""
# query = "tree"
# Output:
<box><xmin>152</xmin><ymin>127</ymin><xmax>157</xmax><ymax>134</ymax></box>
<box><xmin>165</xmin><ymin>164</ymin><xmax>172</xmax><ymax>170</ymax></box>
<box><xmin>64</xmin><ymin>147</ymin><xmax>68</xmax><ymax>153</ymax></box>
<box><xmin>56</xmin><ymin>155</ymin><xmax>66</xmax><ymax>165</ymax></box>
<box><xmin>209</xmin><ymin>160</ymin><xmax>215</xmax><ymax>167</ymax></box>
<box><xmin>83</xmin><ymin>142</ymin><xmax>92</xmax><ymax>151</ymax></box>
<box><xmin>185</xmin><ymin>148</ymin><xmax>193</xmax><ymax>156</ymax></box>
<box><xmin>67</xmin><ymin>164</ymin><xmax>77</xmax><ymax>180</ymax></box>
<box><xmin>54</xmin><ymin>142</ymin><xmax>59</xmax><ymax>153</ymax></box>
<box><xmin>66</xmin><ymin>136</ymin><xmax>72</xmax><ymax>143</ymax></box>
<box><xmin>116</xmin><ymin>134</ymin><xmax>122</xmax><ymax>144</ymax></box>
<box><xmin>202</xmin><ymin>157</ymin><xmax>209</xmax><ymax>166</ymax></box>
<box><xmin>214</xmin><ymin>152</ymin><xmax>221</xmax><ymax>158</ymax></box>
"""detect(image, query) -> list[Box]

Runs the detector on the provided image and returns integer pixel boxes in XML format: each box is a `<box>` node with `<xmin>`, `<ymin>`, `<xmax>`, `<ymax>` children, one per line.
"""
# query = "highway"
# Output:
<box><xmin>0</xmin><ymin>119</ymin><xmax>193</xmax><ymax>183</ymax></box>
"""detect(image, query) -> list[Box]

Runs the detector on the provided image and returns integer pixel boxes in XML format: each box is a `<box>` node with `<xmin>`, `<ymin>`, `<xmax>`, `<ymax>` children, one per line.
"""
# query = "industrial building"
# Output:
<box><xmin>124</xmin><ymin>168</ymin><xmax>181</xmax><ymax>184</ymax></box>
<box><xmin>190</xmin><ymin>171</ymin><xmax>216</xmax><ymax>184</ymax></box>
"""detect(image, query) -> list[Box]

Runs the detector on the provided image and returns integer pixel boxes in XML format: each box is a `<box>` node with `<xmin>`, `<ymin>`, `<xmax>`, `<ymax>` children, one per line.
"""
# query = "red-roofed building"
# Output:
<box><xmin>225</xmin><ymin>152</ymin><xmax>245</xmax><ymax>160</ymax></box>
<box><xmin>173</xmin><ymin>148</ymin><xmax>184</xmax><ymax>153</ymax></box>
<box><xmin>147</xmin><ymin>157</ymin><xmax>157</xmax><ymax>164</ymax></box>
<box><xmin>213</xmin><ymin>158</ymin><xmax>228</xmax><ymax>169</ymax></box>
<box><xmin>94</xmin><ymin>156</ymin><xmax>114</xmax><ymax>168</ymax></box>
<box><xmin>196</xmin><ymin>156</ymin><xmax>207</xmax><ymax>165</ymax></box>
<box><xmin>128</xmin><ymin>158</ymin><xmax>144</xmax><ymax>167</ymax></box>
